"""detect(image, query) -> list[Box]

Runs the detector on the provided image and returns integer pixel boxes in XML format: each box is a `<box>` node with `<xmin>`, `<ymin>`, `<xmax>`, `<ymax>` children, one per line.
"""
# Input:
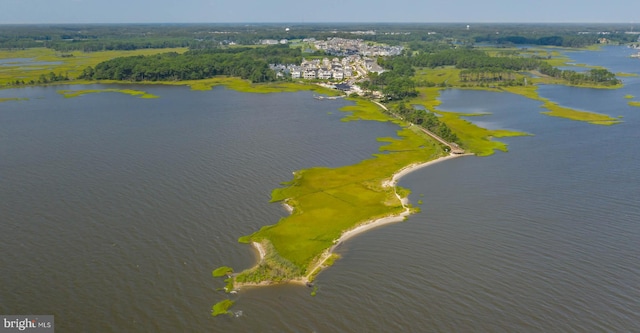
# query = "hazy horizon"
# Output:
<box><xmin>2</xmin><ymin>0</ymin><xmax>638</xmax><ymax>25</ymax></box>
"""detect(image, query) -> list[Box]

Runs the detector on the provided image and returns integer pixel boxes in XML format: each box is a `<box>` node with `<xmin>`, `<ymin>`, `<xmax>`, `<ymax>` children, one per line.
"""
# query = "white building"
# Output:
<box><xmin>318</xmin><ymin>69</ymin><xmax>333</xmax><ymax>80</ymax></box>
<box><xmin>303</xmin><ymin>70</ymin><xmax>317</xmax><ymax>79</ymax></box>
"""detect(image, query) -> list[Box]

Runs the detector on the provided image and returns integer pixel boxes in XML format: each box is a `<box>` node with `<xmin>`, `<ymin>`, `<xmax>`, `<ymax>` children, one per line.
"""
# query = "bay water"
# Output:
<box><xmin>1</xmin><ymin>46</ymin><xmax>639</xmax><ymax>332</ymax></box>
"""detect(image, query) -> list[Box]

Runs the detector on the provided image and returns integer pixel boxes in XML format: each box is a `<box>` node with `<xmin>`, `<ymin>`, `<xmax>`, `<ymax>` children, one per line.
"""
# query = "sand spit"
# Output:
<box><xmin>304</xmin><ymin>153</ymin><xmax>472</xmax><ymax>281</ymax></box>
<box><xmin>235</xmin><ymin>153</ymin><xmax>473</xmax><ymax>288</ymax></box>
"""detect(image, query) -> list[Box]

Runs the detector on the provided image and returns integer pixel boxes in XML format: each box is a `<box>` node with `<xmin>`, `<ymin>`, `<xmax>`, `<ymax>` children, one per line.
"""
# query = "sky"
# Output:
<box><xmin>1</xmin><ymin>0</ymin><xmax>638</xmax><ymax>24</ymax></box>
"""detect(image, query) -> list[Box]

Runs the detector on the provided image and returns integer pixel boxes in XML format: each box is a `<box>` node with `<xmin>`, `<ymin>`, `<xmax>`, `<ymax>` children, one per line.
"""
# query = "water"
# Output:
<box><xmin>2</xmin><ymin>46</ymin><xmax>640</xmax><ymax>332</ymax></box>
<box><xmin>0</xmin><ymin>58</ymin><xmax>63</xmax><ymax>67</ymax></box>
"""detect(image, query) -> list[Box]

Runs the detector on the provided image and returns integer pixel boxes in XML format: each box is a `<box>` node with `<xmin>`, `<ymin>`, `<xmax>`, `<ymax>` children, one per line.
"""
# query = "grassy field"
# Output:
<box><xmin>414</xmin><ymin>66</ymin><xmax>461</xmax><ymax>86</ymax></box>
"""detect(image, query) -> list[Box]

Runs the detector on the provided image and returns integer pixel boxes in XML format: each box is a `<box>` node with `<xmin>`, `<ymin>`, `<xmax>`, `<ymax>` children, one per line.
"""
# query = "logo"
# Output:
<box><xmin>1</xmin><ymin>316</ymin><xmax>54</xmax><ymax>332</ymax></box>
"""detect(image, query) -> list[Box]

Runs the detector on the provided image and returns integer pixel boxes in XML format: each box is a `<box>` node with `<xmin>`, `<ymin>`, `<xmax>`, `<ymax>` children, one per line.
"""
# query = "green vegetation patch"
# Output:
<box><xmin>234</xmin><ymin>241</ymin><xmax>303</xmax><ymax>284</ymax></box>
<box><xmin>437</xmin><ymin>111</ymin><xmax>529</xmax><ymax>156</ymax></box>
<box><xmin>0</xmin><ymin>97</ymin><xmax>28</xmax><ymax>102</ymax></box>
<box><xmin>340</xmin><ymin>98</ymin><xmax>400</xmax><ymax>123</ymax></box>
<box><xmin>212</xmin><ymin>266</ymin><xmax>234</xmax><ymax>278</ymax></box>
<box><xmin>628</xmin><ymin>101</ymin><xmax>640</xmax><ymax>107</ymax></box>
<box><xmin>541</xmin><ymin>101</ymin><xmax>620</xmax><ymax>125</ymax></box>
<box><xmin>624</xmin><ymin>94</ymin><xmax>635</xmax><ymax>99</ymax></box>
<box><xmin>57</xmin><ymin>89</ymin><xmax>158</xmax><ymax>99</ymax></box>
<box><xmin>138</xmin><ymin>76</ymin><xmax>342</xmax><ymax>96</ymax></box>
<box><xmin>500</xmin><ymin>86</ymin><xmax>620</xmax><ymax>125</ymax></box>
<box><xmin>414</xmin><ymin>66</ymin><xmax>462</xmax><ymax>87</ymax></box>
<box><xmin>211</xmin><ymin>300</ymin><xmax>235</xmax><ymax>317</ymax></box>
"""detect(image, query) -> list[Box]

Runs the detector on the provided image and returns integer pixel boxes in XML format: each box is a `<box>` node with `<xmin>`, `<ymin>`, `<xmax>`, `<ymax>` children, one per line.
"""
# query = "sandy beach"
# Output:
<box><xmin>236</xmin><ymin>152</ymin><xmax>473</xmax><ymax>287</ymax></box>
<box><xmin>303</xmin><ymin>153</ymin><xmax>473</xmax><ymax>281</ymax></box>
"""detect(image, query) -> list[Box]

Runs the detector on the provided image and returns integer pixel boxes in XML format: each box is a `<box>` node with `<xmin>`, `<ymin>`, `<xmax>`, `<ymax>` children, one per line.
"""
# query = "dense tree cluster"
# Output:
<box><xmin>403</xmin><ymin>48</ymin><xmax>539</xmax><ymax>71</ymax></box>
<box><xmin>459</xmin><ymin>68</ymin><xmax>518</xmax><ymax>84</ymax></box>
<box><xmin>474</xmin><ymin>33</ymin><xmax>639</xmax><ymax>48</ymax></box>
<box><xmin>79</xmin><ymin>45</ymin><xmax>302</xmax><ymax>82</ymax></box>
<box><xmin>393</xmin><ymin>103</ymin><xmax>459</xmax><ymax>144</ymax></box>
<box><xmin>378</xmin><ymin>47</ymin><xmax>620</xmax><ymax>87</ymax></box>
<box><xmin>360</xmin><ymin>71</ymin><xmax>418</xmax><ymax>101</ymax></box>
<box><xmin>538</xmin><ymin>63</ymin><xmax>620</xmax><ymax>86</ymax></box>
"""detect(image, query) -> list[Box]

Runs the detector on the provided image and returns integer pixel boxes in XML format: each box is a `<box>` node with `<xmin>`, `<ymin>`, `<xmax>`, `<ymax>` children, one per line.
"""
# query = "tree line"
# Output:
<box><xmin>538</xmin><ymin>63</ymin><xmax>620</xmax><ymax>86</ymax></box>
<box><xmin>79</xmin><ymin>45</ymin><xmax>302</xmax><ymax>83</ymax></box>
<box><xmin>474</xmin><ymin>33</ymin><xmax>639</xmax><ymax>48</ymax></box>
<box><xmin>377</xmin><ymin>47</ymin><xmax>619</xmax><ymax>87</ymax></box>
<box><xmin>393</xmin><ymin>102</ymin><xmax>459</xmax><ymax>144</ymax></box>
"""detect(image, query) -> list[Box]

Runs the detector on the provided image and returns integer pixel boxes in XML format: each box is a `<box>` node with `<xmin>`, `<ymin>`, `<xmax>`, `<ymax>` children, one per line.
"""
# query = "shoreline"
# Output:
<box><xmin>304</xmin><ymin>153</ymin><xmax>473</xmax><ymax>282</ymax></box>
<box><xmin>235</xmin><ymin>152</ymin><xmax>473</xmax><ymax>289</ymax></box>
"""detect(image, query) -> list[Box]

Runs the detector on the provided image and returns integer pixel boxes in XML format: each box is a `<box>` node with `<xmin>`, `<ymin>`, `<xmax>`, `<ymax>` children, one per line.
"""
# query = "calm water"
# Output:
<box><xmin>1</xmin><ymin>46</ymin><xmax>639</xmax><ymax>332</ymax></box>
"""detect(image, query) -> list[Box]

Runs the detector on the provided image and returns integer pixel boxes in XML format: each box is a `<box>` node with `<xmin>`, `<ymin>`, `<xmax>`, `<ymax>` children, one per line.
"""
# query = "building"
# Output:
<box><xmin>303</xmin><ymin>70</ymin><xmax>317</xmax><ymax>79</ymax></box>
<box><xmin>291</xmin><ymin>68</ymin><xmax>301</xmax><ymax>79</ymax></box>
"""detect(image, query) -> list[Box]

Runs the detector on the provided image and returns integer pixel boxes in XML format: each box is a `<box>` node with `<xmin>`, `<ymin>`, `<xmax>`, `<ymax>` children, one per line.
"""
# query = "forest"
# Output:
<box><xmin>1</xmin><ymin>23</ymin><xmax>638</xmax><ymax>51</ymax></box>
<box><xmin>79</xmin><ymin>45</ymin><xmax>302</xmax><ymax>82</ymax></box>
<box><xmin>375</xmin><ymin>47</ymin><xmax>620</xmax><ymax>90</ymax></box>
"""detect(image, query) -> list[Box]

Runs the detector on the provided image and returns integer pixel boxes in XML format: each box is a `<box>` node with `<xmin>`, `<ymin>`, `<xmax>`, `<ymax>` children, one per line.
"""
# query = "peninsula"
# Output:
<box><xmin>0</xmin><ymin>24</ymin><xmax>628</xmax><ymax>317</ymax></box>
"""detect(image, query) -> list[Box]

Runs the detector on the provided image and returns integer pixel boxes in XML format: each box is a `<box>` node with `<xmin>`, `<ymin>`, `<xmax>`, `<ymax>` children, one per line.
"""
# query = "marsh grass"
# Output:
<box><xmin>409</xmin><ymin>87</ymin><xmax>529</xmax><ymax>155</ymax></box>
<box><xmin>211</xmin><ymin>300</ymin><xmax>234</xmax><ymax>317</ymax></box>
<box><xmin>0</xmin><ymin>97</ymin><xmax>28</xmax><ymax>102</ymax></box>
<box><xmin>499</xmin><ymin>86</ymin><xmax>620</xmax><ymax>125</ymax></box>
<box><xmin>212</xmin><ymin>266</ymin><xmax>234</xmax><ymax>278</ymax></box>
<box><xmin>155</xmin><ymin>77</ymin><xmax>342</xmax><ymax>96</ymax></box>
<box><xmin>234</xmin><ymin>241</ymin><xmax>303</xmax><ymax>284</ymax></box>
<box><xmin>57</xmin><ymin>88</ymin><xmax>158</xmax><ymax>99</ymax></box>
<box><xmin>541</xmin><ymin>101</ymin><xmax>621</xmax><ymax>125</ymax></box>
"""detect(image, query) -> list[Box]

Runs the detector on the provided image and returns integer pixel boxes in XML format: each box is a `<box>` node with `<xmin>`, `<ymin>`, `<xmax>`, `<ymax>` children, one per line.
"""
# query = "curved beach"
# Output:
<box><xmin>303</xmin><ymin>153</ymin><xmax>472</xmax><ymax>281</ymax></box>
<box><xmin>239</xmin><ymin>153</ymin><xmax>472</xmax><ymax>287</ymax></box>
